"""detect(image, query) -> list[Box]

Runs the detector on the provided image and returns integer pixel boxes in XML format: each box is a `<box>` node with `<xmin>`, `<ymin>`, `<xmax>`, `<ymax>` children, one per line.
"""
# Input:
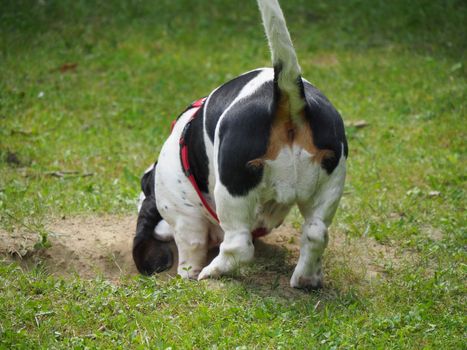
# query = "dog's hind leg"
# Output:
<box><xmin>198</xmin><ymin>185</ymin><xmax>256</xmax><ymax>280</ymax></box>
<box><xmin>291</xmin><ymin>158</ymin><xmax>346</xmax><ymax>290</ymax></box>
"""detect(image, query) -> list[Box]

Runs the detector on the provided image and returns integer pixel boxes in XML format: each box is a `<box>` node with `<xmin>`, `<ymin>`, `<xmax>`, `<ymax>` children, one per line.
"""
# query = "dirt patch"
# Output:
<box><xmin>241</xmin><ymin>224</ymin><xmax>417</xmax><ymax>295</ymax></box>
<box><xmin>0</xmin><ymin>215</ymin><xmax>414</xmax><ymax>288</ymax></box>
<box><xmin>0</xmin><ymin>215</ymin><xmax>141</xmax><ymax>278</ymax></box>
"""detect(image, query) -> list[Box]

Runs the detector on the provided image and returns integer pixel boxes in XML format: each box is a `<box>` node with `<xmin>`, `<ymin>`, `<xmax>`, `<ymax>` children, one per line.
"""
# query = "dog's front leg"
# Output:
<box><xmin>198</xmin><ymin>185</ymin><xmax>256</xmax><ymax>280</ymax></box>
<box><xmin>174</xmin><ymin>219</ymin><xmax>209</xmax><ymax>280</ymax></box>
<box><xmin>198</xmin><ymin>228</ymin><xmax>253</xmax><ymax>280</ymax></box>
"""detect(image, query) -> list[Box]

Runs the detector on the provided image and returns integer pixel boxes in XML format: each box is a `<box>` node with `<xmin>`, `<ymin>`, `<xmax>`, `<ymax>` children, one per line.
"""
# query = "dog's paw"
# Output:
<box><xmin>290</xmin><ymin>271</ymin><xmax>323</xmax><ymax>291</ymax></box>
<box><xmin>197</xmin><ymin>264</ymin><xmax>221</xmax><ymax>281</ymax></box>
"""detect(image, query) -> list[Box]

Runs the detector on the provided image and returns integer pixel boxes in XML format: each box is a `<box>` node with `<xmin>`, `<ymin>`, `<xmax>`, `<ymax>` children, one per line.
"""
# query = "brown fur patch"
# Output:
<box><xmin>252</xmin><ymin>95</ymin><xmax>334</xmax><ymax>165</ymax></box>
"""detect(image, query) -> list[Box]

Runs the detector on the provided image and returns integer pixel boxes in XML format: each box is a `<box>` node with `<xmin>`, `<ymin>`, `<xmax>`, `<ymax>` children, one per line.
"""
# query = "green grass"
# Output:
<box><xmin>0</xmin><ymin>263</ymin><xmax>463</xmax><ymax>349</ymax></box>
<box><xmin>1</xmin><ymin>0</ymin><xmax>466</xmax><ymax>348</ymax></box>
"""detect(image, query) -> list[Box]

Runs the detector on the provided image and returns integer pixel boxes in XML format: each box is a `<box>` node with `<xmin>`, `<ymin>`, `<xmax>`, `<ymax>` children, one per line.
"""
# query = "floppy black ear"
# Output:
<box><xmin>133</xmin><ymin>162</ymin><xmax>173</xmax><ymax>275</ymax></box>
<box><xmin>133</xmin><ymin>196</ymin><xmax>173</xmax><ymax>275</ymax></box>
<box><xmin>141</xmin><ymin>162</ymin><xmax>156</xmax><ymax>197</ymax></box>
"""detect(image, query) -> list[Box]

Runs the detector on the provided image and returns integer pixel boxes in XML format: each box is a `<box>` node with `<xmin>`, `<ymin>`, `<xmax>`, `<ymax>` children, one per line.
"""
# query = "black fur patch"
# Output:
<box><xmin>133</xmin><ymin>164</ymin><xmax>173</xmax><ymax>275</ymax></box>
<box><xmin>303</xmin><ymin>81</ymin><xmax>348</xmax><ymax>173</ymax></box>
<box><xmin>205</xmin><ymin>69</ymin><xmax>262</xmax><ymax>142</ymax></box>
<box><xmin>140</xmin><ymin>163</ymin><xmax>156</xmax><ymax>197</ymax></box>
<box><xmin>185</xmin><ymin>104</ymin><xmax>210</xmax><ymax>193</ymax></box>
<box><xmin>217</xmin><ymin>81</ymin><xmax>275</xmax><ymax>196</ymax></box>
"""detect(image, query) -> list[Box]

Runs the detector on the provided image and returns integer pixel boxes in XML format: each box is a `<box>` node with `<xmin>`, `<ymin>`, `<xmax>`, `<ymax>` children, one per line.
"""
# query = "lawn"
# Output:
<box><xmin>0</xmin><ymin>0</ymin><xmax>466</xmax><ymax>348</ymax></box>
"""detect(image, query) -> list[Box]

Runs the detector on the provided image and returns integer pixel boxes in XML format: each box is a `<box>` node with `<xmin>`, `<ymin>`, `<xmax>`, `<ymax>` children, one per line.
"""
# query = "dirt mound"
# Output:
<box><xmin>0</xmin><ymin>215</ymin><xmax>412</xmax><ymax>286</ymax></box>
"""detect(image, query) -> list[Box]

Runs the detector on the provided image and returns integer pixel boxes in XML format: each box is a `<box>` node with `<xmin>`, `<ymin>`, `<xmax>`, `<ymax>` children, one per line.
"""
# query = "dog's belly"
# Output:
<box><xmin>242</xmin><ymin>145</ymin><xmax>329</xmax><ymax>235</ymax></box>
<box><xmin>262</xmin><ymin>145</ymin><xmax>325</xmax><ymax>205</ymax></box>
<box><xmin>253</xmin><ymin>200</ymin><xmax>292</xmax><ymax>232</ymax></box>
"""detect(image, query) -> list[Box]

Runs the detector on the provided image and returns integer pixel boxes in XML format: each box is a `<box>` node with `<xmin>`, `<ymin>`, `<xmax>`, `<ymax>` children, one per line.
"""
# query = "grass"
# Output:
<box><xmin>0</xmin><ymin>0</ymin><xmax>466</xmax><ymax>348</ymax></box>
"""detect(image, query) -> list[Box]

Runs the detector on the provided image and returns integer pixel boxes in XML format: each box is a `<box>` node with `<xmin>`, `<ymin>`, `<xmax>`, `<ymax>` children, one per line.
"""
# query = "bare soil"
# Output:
<box><xmin>0</xmin><ymin>215</ymin><xmax>415</xmax><ymax>290</ymax></box>
<box><xmin>1</xmin><ymin>215</ymin><xmax>141</xmax><ymax>278</ymax></box>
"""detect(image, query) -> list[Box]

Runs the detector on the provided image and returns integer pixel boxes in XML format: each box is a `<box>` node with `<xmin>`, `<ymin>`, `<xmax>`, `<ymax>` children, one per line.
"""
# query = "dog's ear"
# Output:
<box><xmin>133</xmin><ymin>195</ymin><xmax>173</xmax><ymax>275</ymax></box>
<box><xmin>141</xmin><ymin>162</ymin><xmax>156</xmax><ymax>198</ymax></box>
<box><xmin>133</xmin><ymin>235</ymin><xmax>173</xmax><ymax>275</ymax></box>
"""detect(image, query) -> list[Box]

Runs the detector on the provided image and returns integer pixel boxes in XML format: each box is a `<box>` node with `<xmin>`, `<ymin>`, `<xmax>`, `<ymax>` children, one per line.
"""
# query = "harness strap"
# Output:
<box><xmin>178</xmin><ymin>98</ymin><xmax>219</xmax><ymax>224</ymax></box>
<box><xmin>174</xmin><ymin>98</ymin><xmax>268</xmax><ymax>238</ymax></box>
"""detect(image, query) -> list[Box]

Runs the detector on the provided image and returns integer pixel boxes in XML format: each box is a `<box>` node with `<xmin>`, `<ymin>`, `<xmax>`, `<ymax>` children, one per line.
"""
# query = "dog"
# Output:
<box><xmin>132</xmin><ymin>0</ymin><xmax>348</xmax><ymax>290</ymax></box>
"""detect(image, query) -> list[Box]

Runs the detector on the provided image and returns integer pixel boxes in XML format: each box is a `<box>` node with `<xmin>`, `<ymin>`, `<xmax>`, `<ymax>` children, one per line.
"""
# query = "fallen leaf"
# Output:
<box><xmin>46</xmin><ymin>170</ymin><xmax>93</xmax><ymax>178</ymax></box>
<box><xmin>347</xmin><ymin>120</ymin><xmax>369</xmax><ymax>128</ymax></box>
<box><xmin>56</xmin><ymin>63</ymin><xmax>78</xmax><ymax>73</ymax></box>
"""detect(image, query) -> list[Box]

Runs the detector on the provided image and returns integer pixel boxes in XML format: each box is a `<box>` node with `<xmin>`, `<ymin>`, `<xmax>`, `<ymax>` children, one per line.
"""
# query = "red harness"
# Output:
<box><xmin>173</xmin><ymin>98</ymin><xmax>268</xmax><ymax>239</ymax></box>
<box><xmin>178</xmin><ymin>98</ymin><xmax>219</xmax><ymax>223</ymax></box>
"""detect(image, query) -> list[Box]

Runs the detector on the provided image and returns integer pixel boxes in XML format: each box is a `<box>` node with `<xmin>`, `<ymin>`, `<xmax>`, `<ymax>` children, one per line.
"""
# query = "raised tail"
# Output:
<box><xmin>257</xmin><ymin>0</ymin><xmax>305</xmax><ymax>120</ymax></box>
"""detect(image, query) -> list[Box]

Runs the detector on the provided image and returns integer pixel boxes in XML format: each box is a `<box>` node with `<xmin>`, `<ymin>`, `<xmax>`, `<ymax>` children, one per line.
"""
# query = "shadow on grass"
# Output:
<box><xmin>218</xmin><ymin>238</ymin><xmax>363</xmax><ymax>301</ymax></box>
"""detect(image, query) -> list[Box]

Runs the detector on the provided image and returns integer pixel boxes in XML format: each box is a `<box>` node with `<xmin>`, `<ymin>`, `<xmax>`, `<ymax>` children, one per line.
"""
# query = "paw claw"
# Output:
<box><xmin>197</xmin><ymin>271</ymin><xmax>208</xmax><ymax>281</ymax></box>
<box><xmin>197</xmin><ymin>267</ymin><xmax>210</xmax><ymax>281</ymax></box>
<box><xmin>198</xmin><ymin>265</ymin><xmax>220</xmax><ymax>281</ymax></box>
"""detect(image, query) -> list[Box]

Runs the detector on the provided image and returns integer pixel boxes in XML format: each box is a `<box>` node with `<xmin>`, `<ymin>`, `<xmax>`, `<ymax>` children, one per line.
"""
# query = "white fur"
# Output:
<box><xmin>291</xmin><ymin>154</ymin><xmax>346</xmax><ymax>288</ymax></box>
<box><xmin>152</xmin><ymin>71</ymin><xmax>346</xmax><ymax>286</ymax></box>
<box><xmin>155</xmin><ymin>108</ymin><xmax>212</xmax><ymax>279</ymax></box>
<box><xmin>155</xmin><ymin>70</ymin><xmax>277</xmax><ymax>279</ymax></box>
<box><xmin>137</xmin><ymin>192</ymin><xmax>145</xmax><ymax>213</ymax></box>
<box><xmin>257</xmin><ymin>0</ymin><xmax>304</xmax><ymax>119</ymax></box>
<box><xmin>154</xmin><ymin>220</ymin><xmax>174</xmax><ymax>242</ymax></box>
<box><xmin>146</xmin><ymin>1</ymin><xmax>346</xmax><ymax>289</ymax></box>
<box><xmin>202</xmin><ymin>68</ymin><xmax>267</xmax><ymax>195</ymax></box>
<box><xmin>198</xmin><ymin>142</ymin><xmax>346</xmax><ymax>283</ymax></box>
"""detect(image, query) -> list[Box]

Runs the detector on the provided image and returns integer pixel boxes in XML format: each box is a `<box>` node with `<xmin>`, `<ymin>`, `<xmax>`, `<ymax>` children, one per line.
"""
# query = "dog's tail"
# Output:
<box><xmin>133</xmin><ymin>163</ymin><xmax>174</xmax><ymax>275</ymax></box>
<box><xmin>257</xmin><ymin>0</ymin><xmax>304</xmax><ymax>120</ymax></box>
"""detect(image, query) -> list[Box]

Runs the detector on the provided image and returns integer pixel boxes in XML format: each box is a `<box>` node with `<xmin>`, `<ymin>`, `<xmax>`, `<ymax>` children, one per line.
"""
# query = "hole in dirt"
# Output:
<box><xmin>0</xmin><ymin>215</ymin><xmax>415</xmax><ymax>292</ymax></box>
